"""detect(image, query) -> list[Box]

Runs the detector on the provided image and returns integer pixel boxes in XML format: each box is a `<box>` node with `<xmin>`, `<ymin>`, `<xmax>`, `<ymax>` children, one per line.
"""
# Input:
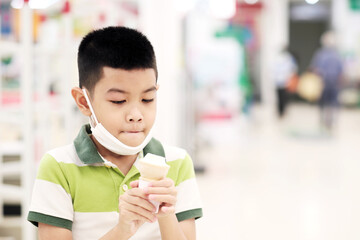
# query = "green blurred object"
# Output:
<box><xmin>349</xmin><ymin>0</ymin><xmax>360</xmax><ymax>10</ymax></box>
<box><xmin>1</xmin><ymin>56</ymin><xmax>12</xmax><ymax>65</ymax></box>
<box><xmin>215</xmin><ymin>25</ymin><xmax>253</xmax><ymax>114</ymax></box>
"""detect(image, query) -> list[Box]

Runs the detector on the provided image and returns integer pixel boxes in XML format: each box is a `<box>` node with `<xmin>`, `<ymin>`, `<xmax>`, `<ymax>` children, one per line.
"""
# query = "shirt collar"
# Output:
<box><xmin>74</xmin><ymin>124</ymin><xmax>103</xmax><ymax>164</ymax></box>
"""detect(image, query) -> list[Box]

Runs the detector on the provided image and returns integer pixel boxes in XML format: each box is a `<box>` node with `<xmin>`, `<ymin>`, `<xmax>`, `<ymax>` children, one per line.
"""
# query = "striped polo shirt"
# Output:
<box><xmin>27</xmin><ymin>124</ymin><xmax>203</xmax><ymax>240</ymax></box>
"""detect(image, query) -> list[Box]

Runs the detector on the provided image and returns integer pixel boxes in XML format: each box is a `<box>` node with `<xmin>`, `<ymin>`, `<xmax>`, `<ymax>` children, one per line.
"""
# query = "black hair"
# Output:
<box><xmin>77</xmin><ymin>26</ymin><xmax>157</xmax><ymax>94</ymax></box>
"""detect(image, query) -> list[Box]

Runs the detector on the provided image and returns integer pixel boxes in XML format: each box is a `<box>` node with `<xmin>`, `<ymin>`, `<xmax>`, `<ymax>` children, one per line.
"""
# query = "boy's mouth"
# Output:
<box><xmin>122</xmin><ymin>130</ymin><xmax>144</xmax><ymax>134</ymax></box>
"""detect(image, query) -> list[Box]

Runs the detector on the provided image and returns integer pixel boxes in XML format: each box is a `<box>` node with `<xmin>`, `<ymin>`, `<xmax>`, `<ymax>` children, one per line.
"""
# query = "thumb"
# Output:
<box><xmin>130</xmin><ymin>180</ymin><xmax>139</xmax><ymax>188</ymax></box>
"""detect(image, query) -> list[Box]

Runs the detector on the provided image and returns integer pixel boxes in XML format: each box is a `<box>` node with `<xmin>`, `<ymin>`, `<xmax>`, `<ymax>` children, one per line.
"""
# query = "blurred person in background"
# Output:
<box><xmin>310</xmin><ymin>31</ymin><xmax>343</xmax><ymax>134</ymax></box>
<box><xmin>273</xmin><ymin>47</ymin><xmax>298</xmax><ymax>118</ymax></box>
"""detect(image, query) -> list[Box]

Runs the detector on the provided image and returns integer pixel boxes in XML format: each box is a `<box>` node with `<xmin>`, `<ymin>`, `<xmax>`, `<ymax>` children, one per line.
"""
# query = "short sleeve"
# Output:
<box><xmin>27</xmin><ymin>154</ymin><xmax>74</xmax><ymax>230</ymax></box>
<box><xmin>173</xmin><ymin>153</ymin><xmax>203</xmax><ymax>221</ymax></box>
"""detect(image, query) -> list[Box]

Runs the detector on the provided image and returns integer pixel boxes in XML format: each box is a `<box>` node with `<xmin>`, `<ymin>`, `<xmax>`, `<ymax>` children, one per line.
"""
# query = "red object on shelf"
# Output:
<box><xmin>200</xmin><ymin>111</ymin><xmax>233</xmax><ymax>121</ymax></box>
<box><xmin>1</xmin><ymin>91</ymin><xmax>21</xmax><ymax>105</ymax></box>
<box><xmin>237</xmin><ymin>2</ymin><xmax>263</xmax><ymax>10</ymax></box>
<box><xmin>99</xmin><ymin>13</ymin><xmax>106</xmax><ymax>23</ymax></box>
<box><xmin>62</xmin><ymin>0</ymin><xmax>71</xmax><ymax>14</ymax></box>
<box><xmin>232</xmin><ymin>1</ymin><xmax>263</xmax><ymax>24</ymax></box>
<box><xmin>1</xmin><ymin>91</ymin><xmax>59</xmax><ymax>105</ymax></box>
<box><xmin>24</xmin><ymin>0</ymin><xmax>29</xmax><ymax>3</ymax></box>
<box><xmin>39</xmin><ymin>14</ymin><xmax>47</xmax><ymax>22</ymax></box>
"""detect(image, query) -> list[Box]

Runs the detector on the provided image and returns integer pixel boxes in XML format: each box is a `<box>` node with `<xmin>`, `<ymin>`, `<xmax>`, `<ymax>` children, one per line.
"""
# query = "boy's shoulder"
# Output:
<box><xmin>162</xmin><ymin>144</ymin><xmax>189</xmax><ymax>162</ymax></box>
<box><xmin>44</xmin><ymin>143</ymin><xmax>89</xmax><ymax>167</ymax></box>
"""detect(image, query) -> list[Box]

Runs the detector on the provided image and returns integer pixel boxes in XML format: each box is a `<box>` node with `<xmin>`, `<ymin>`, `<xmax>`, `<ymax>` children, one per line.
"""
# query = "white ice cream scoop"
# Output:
<box><xmin>138</xmin><ymin>153</ymin><xmax>170</xmax><ymax>213</ymax></box>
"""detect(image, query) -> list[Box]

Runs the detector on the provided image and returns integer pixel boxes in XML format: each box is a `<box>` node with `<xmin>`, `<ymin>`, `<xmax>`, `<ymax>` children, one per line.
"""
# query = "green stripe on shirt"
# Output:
<box><xmin>167</xmin><ymin>154</ymin><xmax>196</xmax><ymax>186</ymax></box>
<box><xmin>37</xmin><ymin>154</ymin><xmax>71</xmax><ymax>194</ymax></box>
<box><xmin>28</xmin><ymin>211</ymin><xmax>73</xmax><ymax>230</ymax></box>
<box><xmin>176</xmin><ymin>208</ymin><xmax>203</xmax><ymax>222</ymax></box>
<box><xmin>37</xmin><ymin>155</ymin><xmax>121</xmax><ymax>213</ymax></box>
<box><xmin>36</xmin><ymin>150</ymin><xmax>197</xmax><ymax>214</ymax></box>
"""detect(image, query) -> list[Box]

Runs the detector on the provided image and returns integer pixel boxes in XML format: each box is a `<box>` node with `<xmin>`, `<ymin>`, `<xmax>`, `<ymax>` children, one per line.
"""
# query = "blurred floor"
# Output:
<box><xmin>195</xmin><ymin>103</ymin><xmax>360</xmax><ymax>240</ymax></box>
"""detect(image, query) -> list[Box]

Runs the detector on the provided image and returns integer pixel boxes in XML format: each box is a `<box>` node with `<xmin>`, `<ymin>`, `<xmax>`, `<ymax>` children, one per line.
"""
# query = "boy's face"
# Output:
<box><xmin>90</xmin><ymin>67</ymin><xmax>158</xmax><ymax>147</ymax></box>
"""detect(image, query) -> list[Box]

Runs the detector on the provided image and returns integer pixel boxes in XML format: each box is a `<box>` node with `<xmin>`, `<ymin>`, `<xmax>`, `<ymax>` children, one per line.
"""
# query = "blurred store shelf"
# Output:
<box><xmin>0</xmin><ymin>41</ymin><xmax>20</xmax><ymax>54</ymax></box>
<box><xmin>0</xmin><ymin>142</ymin><xmax>23</xmax><ymax>156</ymax></box>
<box><xmin>0</xmin><ymin>185</ymin><xmax>23</xmax><ymax>204</ymax></box>
<box><xmin>0</xmin><ymin>162</ymin><xmax>21</xmax><ymax>178</ymax></box>
<box><xmin>0</xmin><ymin>217</ymin><xmax>21</xmax><ymax>228</ymax></box>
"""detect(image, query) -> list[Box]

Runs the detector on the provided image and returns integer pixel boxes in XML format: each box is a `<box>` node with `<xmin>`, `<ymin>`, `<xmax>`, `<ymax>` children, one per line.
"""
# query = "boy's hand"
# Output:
<box><xmin>143</xmin><ymin>178</ymin><xmax>177</xmax><ymax>218</ymax></box>
<box><xmin>117</xmin><ymin>182</ymin><xmax>157</xmax><ymax>238</ymax></box>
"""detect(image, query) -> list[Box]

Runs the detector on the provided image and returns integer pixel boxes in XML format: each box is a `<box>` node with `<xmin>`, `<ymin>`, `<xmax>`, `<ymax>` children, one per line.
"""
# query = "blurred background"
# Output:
<box><xmin>0</xmin><ymin>0</ymin><xmax>360</xmax><ymax>239</ymax></box>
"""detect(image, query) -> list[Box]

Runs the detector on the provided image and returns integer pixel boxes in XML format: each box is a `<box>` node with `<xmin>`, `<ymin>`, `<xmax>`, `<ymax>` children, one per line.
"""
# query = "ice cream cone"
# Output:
<box><xmin>138</xmin><ymin>153</ymin><xmax>170</xmax><ymax>213</ymax></box>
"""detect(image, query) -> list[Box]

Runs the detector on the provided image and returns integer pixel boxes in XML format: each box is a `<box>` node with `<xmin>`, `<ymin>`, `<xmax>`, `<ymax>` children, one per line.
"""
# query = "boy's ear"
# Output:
<box><xmin>71</xmin><ymin>87</ymin><xmax>91</xmax><ymax>117</ymax></box>
<box><xmin>156</xmin><ymin>84</ymin><xmax>160</xmax><ymax>91</ymax></box>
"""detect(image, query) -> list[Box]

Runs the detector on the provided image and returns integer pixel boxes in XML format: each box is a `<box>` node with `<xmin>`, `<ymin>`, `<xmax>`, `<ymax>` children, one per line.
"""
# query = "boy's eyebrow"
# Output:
<box><xmin>107</xmin><ymin>86</ymin><xmax>157</xmax><ymax>94</ymax></box>
<box><xmin>107</xmin><ymin>88</ymin><xmax>128</xmax><ymax>94</ymax></box>
<box><xmin>143</xmin><ymin>86</ymin><xmax>157</xmax><ymax>93</ymax></box>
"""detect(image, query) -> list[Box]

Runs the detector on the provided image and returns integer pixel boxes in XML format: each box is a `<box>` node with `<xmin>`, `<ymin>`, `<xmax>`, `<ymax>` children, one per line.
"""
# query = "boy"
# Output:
<box><xmin>27</xmin><ymin>26</ymin><xmax>203</xmax><ymax>240</ymax></box>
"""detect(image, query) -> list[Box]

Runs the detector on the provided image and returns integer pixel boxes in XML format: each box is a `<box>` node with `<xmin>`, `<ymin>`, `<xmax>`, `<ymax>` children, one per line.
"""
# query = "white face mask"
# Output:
<box><xmin>82</xmin><ymin>89</ymin><xmax>153</xmax><ymax>155</ymax></box>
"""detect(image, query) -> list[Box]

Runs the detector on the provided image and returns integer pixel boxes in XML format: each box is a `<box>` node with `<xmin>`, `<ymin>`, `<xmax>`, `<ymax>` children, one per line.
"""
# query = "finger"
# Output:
<box><xmin>121</xmin><ymin>193</ymin><xmax>156</xmax><ymax>212</ymax></box>
<box><xmin>148</xmin><ymin>178</ymin><xmax>174</xmax><ymax>188</ymax></box>
<box><xmin>130</xmin><ymin>180</ymin><xmax>139</xmax><ymax>188</ymax></box>
<box><xmin>126</xmin><ymin>187</ymin><xmax>148</xmax><ymax>200</ymax></box>
<box><xmin>122</xmin><ymin>202</ymin><xmax>157</xmax><ymax>223</ymax></box>
<box><xmin>119</xmin><ymin>200</ymin><xmax>155</xmax><ymax>223</ymax></box>
<box><xmin>159</xmin><ymin>206</ymin><xmax>175</xmax><ymax>214</ymax></box>
<box><xmin>149</xmin><ymin>194</ymin><xmax>177</xmax><ymax>205</ymax></box>
<box><xmin>145</xmin><ymin>186</ymin><xmax>177</xmax><ymax>196</ymax></box>
<box><xmin>121</xmin><ymin>208</ymin><xmax>155</xmax><ymax>224</ymax></box>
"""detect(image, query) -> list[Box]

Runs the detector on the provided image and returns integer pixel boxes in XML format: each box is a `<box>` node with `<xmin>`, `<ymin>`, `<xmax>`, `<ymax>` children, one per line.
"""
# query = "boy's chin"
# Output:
<box><xmin>123</xmin><ymin>141</ymin><xmax>143</xmax><ymax>147</ymax></box>
<box><xmin>119</xmin><ymin>135</ymin><xmax>146</xmax><ymax>147</ymax></box>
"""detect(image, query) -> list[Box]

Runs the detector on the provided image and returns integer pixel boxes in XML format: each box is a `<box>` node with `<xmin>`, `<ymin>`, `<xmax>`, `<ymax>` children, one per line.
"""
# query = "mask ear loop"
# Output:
<box><xmin>82</xmin><ymin>88</ymin><xmax>99</xmax><ymax>126</ymax></box>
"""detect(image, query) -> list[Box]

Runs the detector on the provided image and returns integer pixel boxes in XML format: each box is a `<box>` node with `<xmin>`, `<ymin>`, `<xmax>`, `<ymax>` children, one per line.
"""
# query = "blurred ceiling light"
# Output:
<box><xmin>11</xmin><ymin>0</ymin><xmax>24</xmax><ymax>9</ymax></box>
<box><xmin>305</xmin><ymin>0</ymin><xmax>319</xmax><ymax>4</ymax></box>
<box><xmin>11</xmin><ymin>0</ymin><xmax>60</xmax><ymax>9</ymax></box>
<box><xmin>29</xmin><ymin>0</ymin><xmax>60</xmax><ymax>9</ymax></box>
<box><xmin>209</xmin><ymin>0</ymin><xmax>236</xmax><ymax>19</ymax></box>
<box><xmin>244</xmin><ymin>0</ymin><xmax>259</xmax><ymax>4</ymax></box>
<box><xmin>174</xmin><ymin>0</ymin><xmax>196</xmax><ymax>14</ymax></box>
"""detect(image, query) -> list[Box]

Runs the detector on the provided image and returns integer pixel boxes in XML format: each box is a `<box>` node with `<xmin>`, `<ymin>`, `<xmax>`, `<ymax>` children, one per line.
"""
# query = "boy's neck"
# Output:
<box><xmin>90</xmin><ymin>135</ymin><xmax>138</xmax><ymax>175</ymax></box>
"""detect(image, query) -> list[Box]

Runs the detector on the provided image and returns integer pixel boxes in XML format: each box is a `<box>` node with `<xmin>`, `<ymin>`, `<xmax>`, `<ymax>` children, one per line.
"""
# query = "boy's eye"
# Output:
<box><xmin>142</xmin><ymin>99</ymin><xmax>154</xmax><ymax>103</ymax></box>
<box><xmin>110</xmin><ymin>100</ymin><xmax>126</xmax><ymax>104</ymax></box>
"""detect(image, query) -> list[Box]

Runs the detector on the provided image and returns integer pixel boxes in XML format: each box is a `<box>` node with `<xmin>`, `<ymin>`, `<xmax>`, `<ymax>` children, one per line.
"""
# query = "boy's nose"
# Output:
<box><xmin>126</xmin><ymin>108</ymin><xmax>143</xmax><ymax>122</ymax></box>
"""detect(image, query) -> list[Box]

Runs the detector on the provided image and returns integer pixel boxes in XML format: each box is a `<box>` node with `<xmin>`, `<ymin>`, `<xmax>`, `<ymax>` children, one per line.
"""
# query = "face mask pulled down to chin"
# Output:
<box><xmin>82</xmin><ymin>88</ymin><xmax>153</xmax><ymax>155</ymax></box>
